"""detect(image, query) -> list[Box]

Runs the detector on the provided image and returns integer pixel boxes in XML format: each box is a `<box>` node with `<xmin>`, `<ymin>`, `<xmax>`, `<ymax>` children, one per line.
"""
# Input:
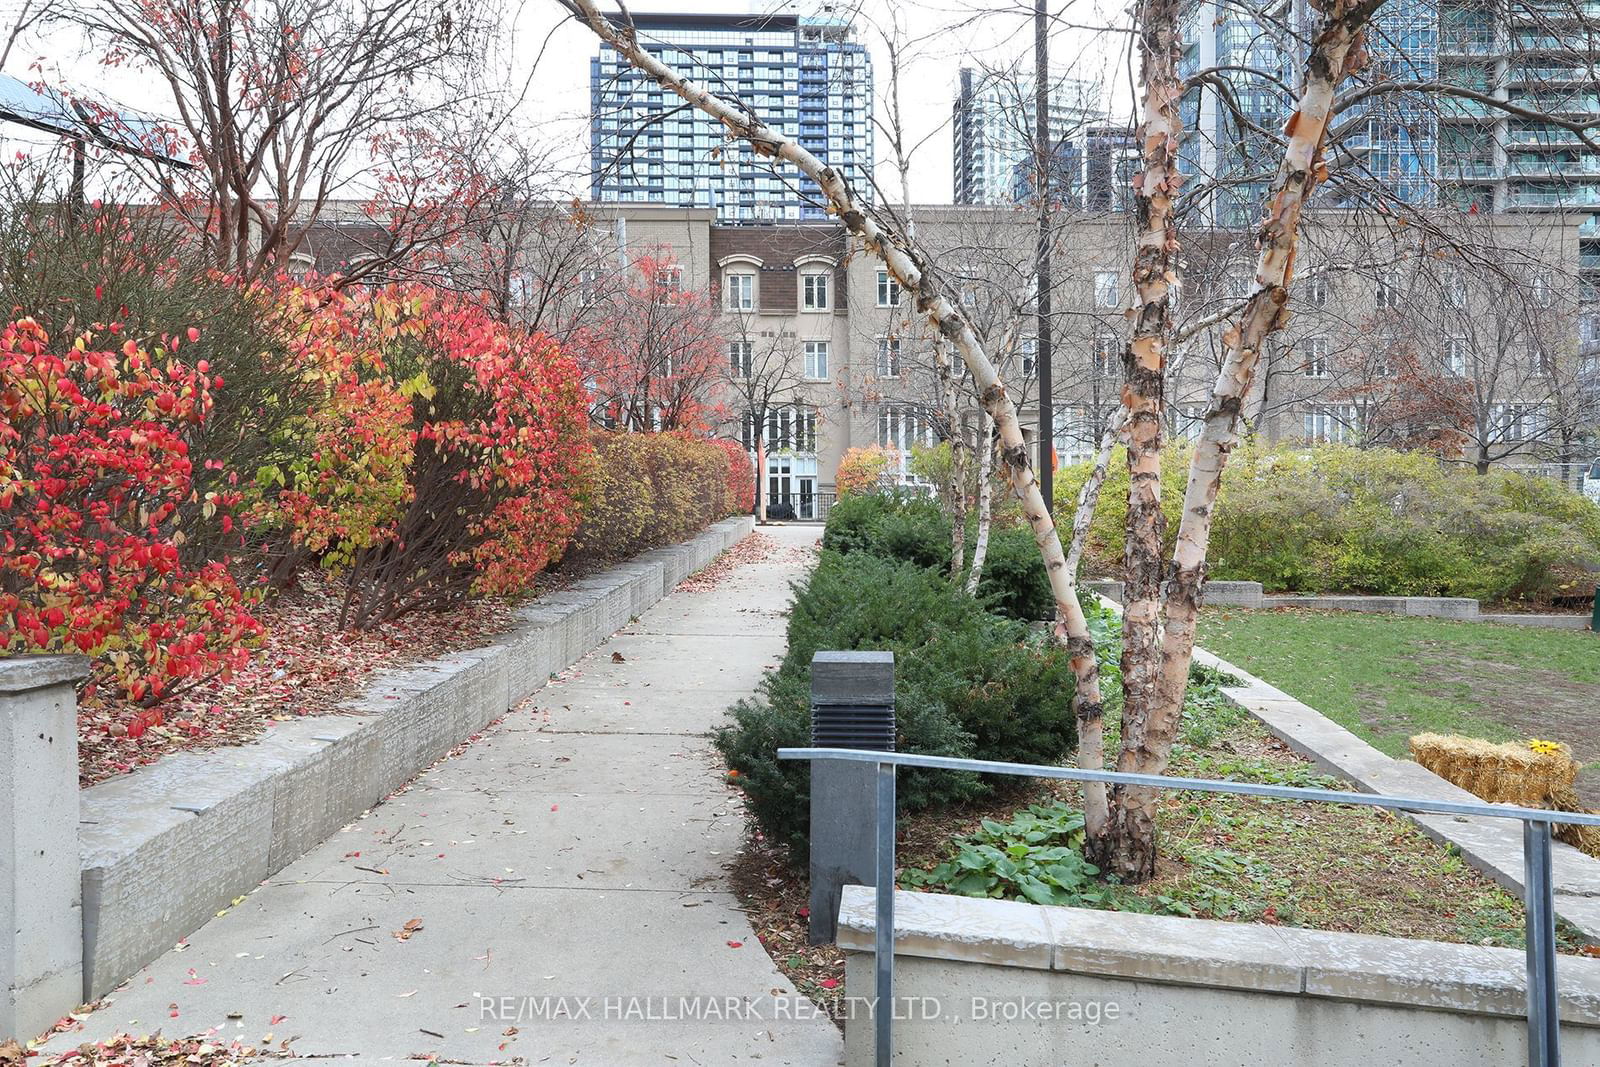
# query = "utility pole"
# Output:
<box><xmin>1034</xmin><ymin>0</ymin><xmax>1053</xmax><ymax>514</ymax></box>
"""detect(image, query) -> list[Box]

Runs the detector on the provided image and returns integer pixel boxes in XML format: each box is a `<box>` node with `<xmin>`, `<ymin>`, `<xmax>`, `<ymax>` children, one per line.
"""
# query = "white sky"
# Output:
<box><xmin>18</xmin><ymin>0</ymin><xmax>1137</xmax><ymax>205</ymax></box>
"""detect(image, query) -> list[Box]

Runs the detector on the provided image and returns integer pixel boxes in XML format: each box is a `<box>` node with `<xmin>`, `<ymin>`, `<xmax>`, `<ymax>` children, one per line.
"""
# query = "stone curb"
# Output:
<box><xmin>1087</xmin><ymin>580</ymin><xmax>1592</xmax><ymax>628</ymax></box>
<box><xmin>75</xmin><ymin>516</ymin><xmax>754</xmax><ymax>1000</ymax></box>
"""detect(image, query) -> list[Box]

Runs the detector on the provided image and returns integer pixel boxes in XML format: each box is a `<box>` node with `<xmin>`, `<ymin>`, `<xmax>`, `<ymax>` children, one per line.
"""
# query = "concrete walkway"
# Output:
<box><xmin>45</xmin><ymin>526</ymin><xmax>840</xmax><ymax>1064</ymax></box>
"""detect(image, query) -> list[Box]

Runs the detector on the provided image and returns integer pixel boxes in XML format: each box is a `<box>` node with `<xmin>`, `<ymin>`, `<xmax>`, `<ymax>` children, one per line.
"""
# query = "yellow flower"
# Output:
<box><xmin>1528</xmin><ymin>738</ymin><xmax>1564</xmax><ymax>755</ymax></box>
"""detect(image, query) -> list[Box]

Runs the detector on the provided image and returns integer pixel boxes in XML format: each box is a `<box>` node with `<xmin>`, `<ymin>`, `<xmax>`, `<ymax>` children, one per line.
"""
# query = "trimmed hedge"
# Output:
<box><xmin>820</xmin><ymin>491</ymin><xmax>1052</xmax><ymax>620</ymax></box>
<box><xmin>1058</xmin><ymin>442</ymin><xmax>1600</xmax><ymax>604</ymax></box>
<box><xmin>567</xmin><ymin>431</ymin><xmax>738</xmax><ymax>562</ymax></box>
<box><xmin>713</xmin><ymin>548</ymin><xmax>1079</xmax><ymax>856</ymax></box>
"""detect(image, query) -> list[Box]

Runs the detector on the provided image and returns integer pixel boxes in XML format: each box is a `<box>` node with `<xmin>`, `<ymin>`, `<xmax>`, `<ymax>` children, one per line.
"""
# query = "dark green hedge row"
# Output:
<box><xmin>713</xmin><ymin>547</ymin><xmax>1078</xmax><ymax>856</ymax></box>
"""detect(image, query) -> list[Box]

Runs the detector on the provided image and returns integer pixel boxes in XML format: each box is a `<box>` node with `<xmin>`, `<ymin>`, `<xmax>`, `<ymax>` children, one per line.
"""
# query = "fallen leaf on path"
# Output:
<box><xmin>393</xmin><ymin>918</ymin><xmax>425</xmax><ymax>942</ymax></box>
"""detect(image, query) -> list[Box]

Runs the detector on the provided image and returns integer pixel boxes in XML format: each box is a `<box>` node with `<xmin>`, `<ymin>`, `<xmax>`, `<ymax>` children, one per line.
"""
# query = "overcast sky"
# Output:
<box><xmin>24</xmin><ymin>0</ymin><xmax>1135</xmax><ymax>204</ymax></box>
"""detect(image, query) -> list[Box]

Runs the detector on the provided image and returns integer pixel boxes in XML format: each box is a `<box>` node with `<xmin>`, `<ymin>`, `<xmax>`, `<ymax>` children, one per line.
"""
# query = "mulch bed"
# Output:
<box><xmin>78</xmin><ymin>573</ymin><xmax>513</xmax><ymax>788</ymax></box>
<box><xmin>77</xmin><ymin>525</ymin><xmax>777</xmax><ymax>787</ymax></box>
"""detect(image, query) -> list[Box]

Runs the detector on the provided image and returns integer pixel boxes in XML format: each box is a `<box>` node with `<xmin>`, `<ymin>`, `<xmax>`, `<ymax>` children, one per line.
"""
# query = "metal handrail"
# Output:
<box><xmin>778</xmin><ymin>746</ymin><xmax>1600</xmax><ymax>1067</ymax></box>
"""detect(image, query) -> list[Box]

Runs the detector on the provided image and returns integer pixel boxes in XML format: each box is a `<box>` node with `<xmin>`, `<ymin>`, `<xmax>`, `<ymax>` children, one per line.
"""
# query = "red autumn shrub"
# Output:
<box><xmin>339</xmin><ymin>286</ymin><xmax>591</xmax><ymax>628</ymax></box>
<box><xmin>709</xmin><ymin>436</ymin><xmax>755</xmax><ymax>515</ymax></box>
<box><xmin>567</xmin><ymin>431</ymin><xmax>734</xmax><ymax>563</ymax></box>
<box><xmin>0</xmin><ymin>317</ymin><xmax>262</xmax><ymax>702</ymax></box>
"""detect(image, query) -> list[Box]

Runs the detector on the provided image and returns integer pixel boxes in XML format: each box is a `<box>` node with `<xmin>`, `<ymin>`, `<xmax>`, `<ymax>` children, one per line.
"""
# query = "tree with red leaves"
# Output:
<box><xmin>576</xmin><ymin>252</ymin><xmax>725</xmax><ymax>432</ymax></box>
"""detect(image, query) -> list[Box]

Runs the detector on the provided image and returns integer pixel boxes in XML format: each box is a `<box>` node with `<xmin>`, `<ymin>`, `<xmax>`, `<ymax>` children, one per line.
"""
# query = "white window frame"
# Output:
<box><xmin>726</xmin><ymin>271</ymin><xmax>755</xmax><ymax>311</ymax></box>
<box><xmin>1375</xmin><ymin>271</ymin><xmax>1401</xmax><ymax>311</ymax></box>
<box><xmin>1302</xmin><ymin>404</ymin><xmax>1363</xmax><ymax>444</ymax></box>
<box><xmin>1303</xmin><ymin>335</ymin><xmax>1330</xmax><ymax>378</ymax></box>
<box><xmin>729</xmin><ymin>339</ymin><xmax>753</xmax><ymax>379</ymax></box>
<box><xmin>1094</xmin><ymin>270</ymin><xmax>1120</xmax><ymax>309</ymax></box>
<box><xmin>876</xmin><ymin>336</ymin><xmax>901</xmax><ymax>378</ymax></box>
<box><xmin>1093</xmin><ymin>329</ymin><xmax>1119</xmax><ymax>377</ymax></box>
<box><xmin>654</xmin><ymin>265</ymin><xmax>683</xmax><ymax>303</ymax></box>
<box><xmin>1445</xmin><ymin>337</ymin><xmax>1469</xmax><ymax>377</ymax></box>
<box><xmin>803</xmin><ymin>339</ymin><xmax>829</xmax><ymax>380</ymax></box>
<box><xmin>876</xmin><ymin>269</ymin><xmax>902</xmax><ymax>308</ymax></box>
<box><xmin>802</xmin><ymin>272</ymin><xmax>830</xmax><ymax>311</ymax></box>
<box><xmin>1052</xmin><ymin>407</ymin><xmax>1096</xmax><ymax>464</ymax></box>
<box><xmin>1533</xmin><ymin>275</ymin><xmax>1554</xmax><ymax>308</ymax></box>
<box><xmin>878</xmin><ymin>403</ymin><xmax>935</xmax><ymax>475</ymax></box>
<box><xmin>1306</xmin><ymin>273</ymin><xmax>1328</xmax><ymax>307</ymax></box>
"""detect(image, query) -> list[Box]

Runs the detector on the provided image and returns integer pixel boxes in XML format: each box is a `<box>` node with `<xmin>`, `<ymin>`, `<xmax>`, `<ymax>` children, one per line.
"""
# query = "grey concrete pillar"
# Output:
<box><xmin>2</xmin><ymin>655</ymin><xmax>89</xmax><ymax>1042</ymax></box>
<box><xmin>808</xmin><ymin>650</ymin><xmax>894</xmax><ymax>946</ymax></box>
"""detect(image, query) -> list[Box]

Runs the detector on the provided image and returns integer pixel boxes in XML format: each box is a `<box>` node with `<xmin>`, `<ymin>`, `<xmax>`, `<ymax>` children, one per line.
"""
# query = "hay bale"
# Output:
<box><xmin>1547</xmin><ymin>786</ymin><xmax>1600</xmax><ymax>860</ymax></box>
<box><xmin>1409</xmin><ymin>733</ymin><xmax>1579</xmax><ymax>807</ymax></box>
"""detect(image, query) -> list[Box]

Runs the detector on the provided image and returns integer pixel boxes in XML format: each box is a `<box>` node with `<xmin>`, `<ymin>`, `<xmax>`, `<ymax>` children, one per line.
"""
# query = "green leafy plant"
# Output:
<box><xmin>901</xmin><ymin>801</ymin><xmax>1116</xmax><ymax>907</ymax></box>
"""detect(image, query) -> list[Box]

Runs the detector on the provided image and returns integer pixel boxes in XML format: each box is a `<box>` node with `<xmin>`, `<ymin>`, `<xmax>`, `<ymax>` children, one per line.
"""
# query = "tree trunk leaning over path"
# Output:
<box><xmin>964</xmin><ymin>407</ymin><xmax>996</xmax><ymax>597</ymax></box>
<box><xmin>561</xmin><ymin>0</ymin><xmax>1109</xmax><ymax>747</ymax></box>
<box><xmin>1094</xmin><ymin>0</ymin><xmax>1186</xmax><ymax>867</ymax></box>
<box><xmin>1101</xmin><ymin>0</ymin><xmax>1387</xmax><ymax>882</ymax></box>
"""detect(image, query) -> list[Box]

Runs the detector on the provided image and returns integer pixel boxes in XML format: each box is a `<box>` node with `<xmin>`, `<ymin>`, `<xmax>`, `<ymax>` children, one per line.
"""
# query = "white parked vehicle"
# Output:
<box><xmin>1586</xmin><ymin>460</ymin><xmax>1600</xmax><ymax>504</ymax></box>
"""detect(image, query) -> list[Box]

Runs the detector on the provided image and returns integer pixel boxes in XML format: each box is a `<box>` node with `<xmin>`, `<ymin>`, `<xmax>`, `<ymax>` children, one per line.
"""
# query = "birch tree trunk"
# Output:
<box><xmin>930</xmin><ymin>336</ymin><xmax>968</xmax><ymax>582</ymax></box>
<box><xmin>1064</xmin><ymin>407</ymin><xmax>1127</xmax><ymax>580</ymax></box>
<box><xmin>949</xmin><ymin>422</ymin><xmax>969</xmax><ymax>582</ymax></box>
<box><xmin>564</xmin><ymin>0</ymin><xmax>1108</xmax><ymax>748</ymax></box>
<box><xmin>1100</xmin><ymin>0</ymin><xmax>1385</xmax><ymax>882</ymax></box>
<box><xmin>964</xmin><ymin>407</ymin><xmax>996</xmax><ymax>596</ymax></box>
<box><xmin>1089</xmin><ymin>0</ymin><xmax>1186</xmax><ymax>866</ymax></box>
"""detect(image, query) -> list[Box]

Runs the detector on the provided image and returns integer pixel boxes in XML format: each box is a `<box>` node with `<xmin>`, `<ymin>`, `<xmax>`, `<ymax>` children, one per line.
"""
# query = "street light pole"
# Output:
<box><xmin>1034</xmin><ymin>0</ymin><xmax>1053</xmax><ymax>514</ymax></box>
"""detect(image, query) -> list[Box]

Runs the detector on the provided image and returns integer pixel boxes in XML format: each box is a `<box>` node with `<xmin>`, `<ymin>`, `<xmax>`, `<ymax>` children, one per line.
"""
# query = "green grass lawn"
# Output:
<box><xmin>1196</xmin><ymin>609</ymin><xmax>1600</xmax><ymax>800</ymax></box>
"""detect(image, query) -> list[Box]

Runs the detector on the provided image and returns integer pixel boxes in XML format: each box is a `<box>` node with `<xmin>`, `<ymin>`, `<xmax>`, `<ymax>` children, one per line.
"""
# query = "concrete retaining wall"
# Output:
<box><xmin>1481</xmin><ymin>613</ymin><xmax>1593</xmax><ymax>629</ymax></box>
<box><xmin>1086</xmin><ymin>580</ymin><xmax>1589</xmax><ymax>628</ymax></box>
<box><xmin>1084</xmin><ymin>579</ymin><xmax>1262</xmax><ymax>608</ymax></box>
<box><xmin>1260</xmin><ymin>593</ymin><xmax>1481</xmax><ymax>619</ymax></box>
<box><xmin>837</xmin><ymin>886</ymin><xmax>1600</xmax><ymax>1065</ymax></box>
<box><xmin>75</xmin><ymin>516</ymin><xmax>752</xmax><ymax>1000</ymax></box>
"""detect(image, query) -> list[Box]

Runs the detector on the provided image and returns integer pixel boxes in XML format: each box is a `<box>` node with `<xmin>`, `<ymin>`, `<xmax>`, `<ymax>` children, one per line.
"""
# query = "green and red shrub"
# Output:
<box><xmin>709</xmin><ymin>436</ymin><xmax>756</xmax><ymax>515</ymax></box>
<box><xmin>0</xmin><ymin>317</ymin><xmax>262</xmax><ymax>702</ymax></box>
<box><xmin>338</xmin><ymin>286</ymin><xmax>591</xmax><ymax>628</ymax></box>
<box><xmin>245</xmin><ymin>284</ymin><xmax>414</xmax><ymax>578</ymax></box>
<box><xmin>568</xmin><ymin>431</ymin><xmax>735</xmax><ymax>562</ymax></box>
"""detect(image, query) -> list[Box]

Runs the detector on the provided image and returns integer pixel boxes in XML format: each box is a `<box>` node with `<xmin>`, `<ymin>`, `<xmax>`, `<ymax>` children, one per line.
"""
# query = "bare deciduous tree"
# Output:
<box><xmin>76</xmin><ymin>0</ymin><xmax>500</xmax><ymax>279</ymax></box>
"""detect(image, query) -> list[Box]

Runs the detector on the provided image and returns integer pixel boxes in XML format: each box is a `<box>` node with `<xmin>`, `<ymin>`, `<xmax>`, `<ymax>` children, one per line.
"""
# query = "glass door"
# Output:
<box><xmin>797</xmin><ymin>476</ymin><xmax>816</xmax><ymax>520</ymax></box>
